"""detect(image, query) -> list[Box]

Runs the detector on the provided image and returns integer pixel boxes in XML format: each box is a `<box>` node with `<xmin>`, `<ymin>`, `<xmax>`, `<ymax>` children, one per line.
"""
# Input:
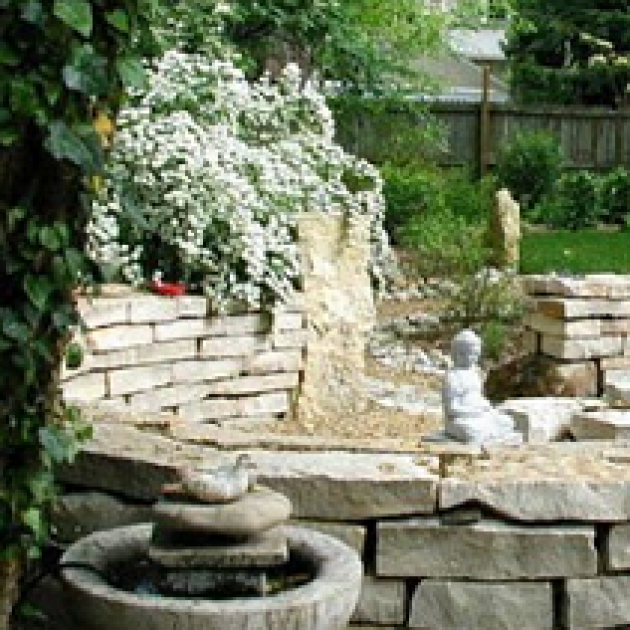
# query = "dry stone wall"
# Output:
<box><xmin>53</xmin><ymin>420</ymin><xmax>630</xmax><ymax>630</ymax></box>
<box><xmin>62</xmin><ymin>290</ymin><xmax>306</xmax><ymax>424</ymax></box>
<box><xmin>523</xmin><ymin>274</ymin><xmax>630</xmax><ymax>397</ymax></box>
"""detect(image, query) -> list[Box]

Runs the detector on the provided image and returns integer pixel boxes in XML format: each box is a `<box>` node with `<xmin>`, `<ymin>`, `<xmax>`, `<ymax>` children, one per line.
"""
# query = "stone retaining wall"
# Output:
<box><xmin>523</xmin><ymin>274</ymin><xmax>630</xmax><ymax>397</ymax></box>
<box><xmin>54</xmin><ymin>420</ymin><xmax>630</xmax><ymax>629</ymax></box>
<box><xmin>62</xmin><ymin>291</ymin><xmax>306</xmax><ymax>423</ymax></box>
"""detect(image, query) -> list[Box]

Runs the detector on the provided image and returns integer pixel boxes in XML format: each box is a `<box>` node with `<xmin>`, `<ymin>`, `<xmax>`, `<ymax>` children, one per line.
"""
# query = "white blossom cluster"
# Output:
<box><xmin>88</xmin><ymin>51</ymin><xmax>387</xmax><ymax>311</ymax></box>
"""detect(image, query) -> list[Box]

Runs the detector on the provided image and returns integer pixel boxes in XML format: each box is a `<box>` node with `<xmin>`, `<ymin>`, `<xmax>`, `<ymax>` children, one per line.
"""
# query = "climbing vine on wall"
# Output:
<box><xmin>0</xmin><ymin>0</ymin><xmax>155</xmax><ymax>618</ymax></box>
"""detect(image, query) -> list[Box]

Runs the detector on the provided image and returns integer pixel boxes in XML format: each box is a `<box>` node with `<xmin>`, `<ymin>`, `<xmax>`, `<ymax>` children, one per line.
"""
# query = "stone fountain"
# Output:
<box><xmin>60</xmin><ymin>455</ymin><xmax>362</xmax><ymax>630</ymax></box>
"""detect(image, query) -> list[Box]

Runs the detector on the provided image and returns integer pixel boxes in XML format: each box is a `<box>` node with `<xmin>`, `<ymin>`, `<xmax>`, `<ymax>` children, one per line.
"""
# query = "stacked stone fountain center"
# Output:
<box><xmin>149</xmin><ymin>456</ymin><xmax>293</xmax><ymax>598</ymax></box>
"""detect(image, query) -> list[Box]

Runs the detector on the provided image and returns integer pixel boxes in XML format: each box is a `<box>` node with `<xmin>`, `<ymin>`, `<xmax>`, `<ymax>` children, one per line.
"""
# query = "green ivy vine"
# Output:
<box><xmin>0</xmin><ymin>0</ymin><xmax>156</xmax><ymax>569</ymax></box>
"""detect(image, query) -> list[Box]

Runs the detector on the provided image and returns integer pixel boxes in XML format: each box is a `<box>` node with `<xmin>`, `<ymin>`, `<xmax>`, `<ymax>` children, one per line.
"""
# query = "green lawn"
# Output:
<box><xmin>520</xmin><ymin>229</ymin><xmax>630</xmax><ymax>274</ymax></box>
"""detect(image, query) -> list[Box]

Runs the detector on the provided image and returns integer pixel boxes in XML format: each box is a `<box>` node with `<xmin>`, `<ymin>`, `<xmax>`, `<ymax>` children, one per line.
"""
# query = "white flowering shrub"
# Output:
<box><xmin>89</xmin><ymin>51</ymin><xmax>387</xmax><ymax>311</ymax></box>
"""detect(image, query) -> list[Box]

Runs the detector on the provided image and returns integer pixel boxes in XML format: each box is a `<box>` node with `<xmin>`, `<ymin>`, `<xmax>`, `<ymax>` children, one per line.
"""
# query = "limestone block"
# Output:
<box><xmin>571</xmin><ymin>410</ymin><xmax>630</xmax><ymax>440</ymax></box>
<box><xmin>605</xmin><ymin>376</ymin><xmax>630</xmax><ymax>408</ymax></box>
<box><xmin>51</xmin><ymin>491</ymin><xmax>153</xmax><ymax>543</ymax></box>
<box><xmin>62</xmin><ymin>372</ymin><xmax>107</xmax><ymax>403</ymax></box>
<box><xmin>92</xmin><ymin>339</ymin><xmax>196</xmax><ymax>370</ymax></box>
<box><xmin>205</xmin><ymin>373</ymin><xmax>299</xmax><ymax>396</ymax></box>
<box><xmin>78</xmin><ymin>297</ymin><xmax>128</xmax><ymax>328</ymax></box>
<box><xmin>273</xmin><ymin>329</ymin><xmax>309</xmax><ymax>349</ymax></box>
<box><xmin>602</xmin><ymin>318</ymin><xmax>630</xmax><ymax>335</ymax></box>
<box><xmin>171</xmin><ymin>359</ymin><xmax>241</xmax><ymax>384</ymax></box>
<box><xmin>537</xmin><ymin>297</ymin><xmax>630</xmax><ymax>319</ymax></box>
<box><xmin>217</xmin><ymin>313</ymin><xmax>271</xmax><ymax>335</ymax></box>
<box><xmin>241</xmin><ymin>350</ymin><xmax>303</xmax><ymax>375</ymax></box>
<box><xmin>524</xmin><ymin>312</ymin><xmax>600</xmax><ymax>337</ymax></box>
<box><xmin>499</xmin><ymin>397</ymin><xmax>583</xmax><ymax>443</ymax></box>
<box><xmin>200</xmin><ymin>334</ymin><xmax>270</xmax><ymax>357</ymax></box>
<box><xmin>523</xmin><ymin>274</ymin><xmax>630</xmax><ymax>299</ymax></box>
<box><xmin>605</xmin><ymin>523</ymin><xmax>630</xmax><ymax>570</ymax></box>
<box><xmin>273</xmin><ymin>311</ymin><xmax>305</xmax><ymax>331</ymax></box>
<box><xmin>58</xmin><ymin>423</ymin><xmax>229</xmax><ymax>501</ymax></box>
<box><xmin>250</xmin><ymin>451</ymin><xmax>437</xmax><ymax>520</ymax></box>
<box><xmin>154</xmin><ymin>318</ymin><xmax>221</xmax><ymax>342</ymax></box>
<box><xmin>86</xmin><ymin>324</ymin><xmax>153</xmax><ymax>352</ymax></box>
<box><xmin>128</xmin><ymin>383</ymin><xmax>212</xmax><ymax>412</ymax></box>
<box><xmin>564</xmin><ymin>576</ymin><xmax>630</xmax><ymax>629</ymax></box>
<box><xmin>290</xmin><ymin>520</ymin><xmax>366</xmax><ymax>556</ymax></box>
<box><xmin>176</xmin><ymin>295</ymin><xmax>208</xmax><ymax>318</ymax></box>
<box><xmin>107</xmin><ymin>364</ymin><xmax>172</xmax><ymax>396</ymax></box>
<box><xmin>440</xmin><ymin>477</ymin><xmax>630</xmax><ymax>522</ymax></box>
<box><xmin>376</xmin><ymin>518</ymin><xmax>596</xmax><ymax>579</ymax></box>
<box><xmin>351</xmin><ymin>575</ymin><xmax>406</xmax><ymax>626</ymax></box>
<box><xmin>409</xmin><ymin>580</ymin><xmax>553</xmax><ymax>630</ymax></box>
<box><xmin>487</xmin><ymin>188</ymin><xmax>520</xmax><ymax>269</ymax></box>
<box><xmin>601</xmin><ymin>356</ymin><xmax>630</xmax><ymax>371</ymax></box>
<box><xmin>541</xmin><ymin>334</ymin><xmax>623</xmax><ymax>360</ymax></box>
<box><xmin>179</xmin><ymin>391</ymin><xmax>290</xmax><ymax>421</ymax></box>
<box><xmin>128</xmin><ymin>295</ymin><xmax>178</xmax><ymax>323</ymax></box>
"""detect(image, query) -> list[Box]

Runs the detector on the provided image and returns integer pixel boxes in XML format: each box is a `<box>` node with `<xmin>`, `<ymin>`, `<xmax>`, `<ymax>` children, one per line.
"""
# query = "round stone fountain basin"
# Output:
<box><xmin>61</xmin><ymin>524</ymin><xmax>362</xmax><ymax>630</ymax></box>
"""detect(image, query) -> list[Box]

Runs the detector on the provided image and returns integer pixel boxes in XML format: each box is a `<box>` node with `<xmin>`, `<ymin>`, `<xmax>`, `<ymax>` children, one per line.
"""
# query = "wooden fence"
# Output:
<box><xmin>336</xmin><ymin>101</ymin><xmax>630</xmax><ymax>173</ymax></box>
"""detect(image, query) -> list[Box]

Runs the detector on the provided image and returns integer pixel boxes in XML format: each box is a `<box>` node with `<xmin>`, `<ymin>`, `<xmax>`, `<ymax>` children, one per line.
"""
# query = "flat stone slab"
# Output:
<box><xmin>523</xmin><ymin>274</ymin><xmax>630</xmax><ymax>299</ymax></box>
<box><xmin>377</xmin><ymin>518</ymin><xmax>596</xmax><ymax>579</ymax></box>
<box><xmin>247</xmin><ymin>451</ymin><xmax>438</xmax><ymax>519</ymax></box>
<box><xmin>409</xmin><ymin>580</ymin><xmax>553</xmax><ymax>630</ymax></box>
<box><xmin>499</xmin><ymin>397</ymin><xmax>584</xmax><ymax>443</ymax></box>
<box><xmin>152</xmin><ymin>486</ymin><xmax>291</xmax><ymax>538</ymax></box>
<box><xmin>605</xmin><ymin>522</ymin><xmax>630</xmax><ymax>571</ymax></box>
<box><xmin>571</xmin><ymin>410</ymin><xmax>630</xmax><ymax>440</ymax></box>
<box><xmin>351</xmin><ymin>575</ymin><xmax>406</xmax><ymax>627</ymax></box>
<box><xmin>605</xmin><ymin>375</ymin><xmax>630</xmax><ymax>408</ymax></box>
<box><xmin>149</xmin><ymin>527</ymin><xmax>288</xmax><ymax>568</ymax></box>
<box><xmin>58</xmin><ymin>423</ymin><xmax>230</xmax><ymax>501</ymax></box>
<box><xmin>564</xmin><ymin>576</ymin><xmax>630</xmax><ymax>629</ymax></box>
<box><xmin>437</xmin><ymin>444</ymin><xmax>630</xmax><ymax>521</ymax></box>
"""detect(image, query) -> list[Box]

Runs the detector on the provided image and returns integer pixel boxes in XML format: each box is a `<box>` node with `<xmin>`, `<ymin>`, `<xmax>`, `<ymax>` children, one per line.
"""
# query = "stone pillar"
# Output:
<box><xmin>296</xmin><ymin>214</ymin><xmax>375</xmax><ymax>420</ymax></box>
<box><xmin>487</xmin><ymin>188</ymin><xmax>520</xmax><ymax>269</ymax></box>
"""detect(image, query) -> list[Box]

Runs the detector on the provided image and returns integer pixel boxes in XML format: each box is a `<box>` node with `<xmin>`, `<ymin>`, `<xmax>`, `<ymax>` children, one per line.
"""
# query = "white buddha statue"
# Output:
<box><xmin>443</xmin><ymin>329</ymin><xmax>522</xmax><ymax>445</ymax></box>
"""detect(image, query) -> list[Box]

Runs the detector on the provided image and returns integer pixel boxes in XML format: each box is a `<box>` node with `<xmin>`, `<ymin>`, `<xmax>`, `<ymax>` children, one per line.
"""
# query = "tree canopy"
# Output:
<box><xmin>504</xmin><ymin>0</ymin><xmax>630</xmax><ymax>107</ymax></box>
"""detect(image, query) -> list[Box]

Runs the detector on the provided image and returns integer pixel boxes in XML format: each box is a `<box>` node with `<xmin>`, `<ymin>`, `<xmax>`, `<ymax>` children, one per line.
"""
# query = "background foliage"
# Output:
<box><xmin>505</xmin><ymin>0</ymin><xmax>630</xmax><ymax>107</ymax></box>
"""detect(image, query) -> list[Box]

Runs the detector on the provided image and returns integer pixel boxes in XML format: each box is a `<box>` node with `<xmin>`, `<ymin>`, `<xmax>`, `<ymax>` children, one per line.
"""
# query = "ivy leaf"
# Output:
<box><xmin>116</xmin><ymin>57</ymin><xmax>146</xmax><ymax>89</ymax></box>
<box><xmin>39</xmin><ymin>426</ymin><xmax>78</xmax><ymax>463</ymax></box>
<box><xmin>21</xmin><ymin>0</ymin><xmax>44</xmax><ymax>25</ymax></box>
<box><xmin>63</xmin><ymin>44</ymin><xmax>108</xmax><ymax>96</ymax></box>
<box><xmin>39</xmin><ymin>226</ymin><xmax>62</xmax><ymax>251</ymax></box>
<box><xmin>21</xmin><ymin>507</ymin><xmax>45</xmax><ymax>541</ymax></box>
<box><xmin>24</xmin><ymin>276</ymin><xmax>52</xmax><ymax>311</ymax></box>
<box><xmin>45</xmin><ymin>121</ymin><xmax>102</xmax><ymax>173</ymax></box>
<box><xmin>106</xmin><ymin>9</ymin><xmax>129</xmax><ymax>32</ymax></box>
<box><xmin>53</xmin><ymin>0</ymin><xmax>93</xmax><ymax>37</ymax></box>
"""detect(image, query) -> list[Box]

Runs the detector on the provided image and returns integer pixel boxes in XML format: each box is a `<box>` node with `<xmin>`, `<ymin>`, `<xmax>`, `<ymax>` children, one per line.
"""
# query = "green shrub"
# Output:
<box><xmin>551</xmin><ymin>170</ymin><xmax>602</xmax><ymax>230</ymax></box>
<box><xmin>602</xmin><ymin>167</ymin><xmax>630</xmax><ymax>226</ymax></box>
<box><xmin>381</xmin><ymin>165</ymin><xmax>494</xmax><ymax>243</ymax></box>
<box><xmin>495</xmin><ymin>130</ymin><xmax>562</xmax><ymax>213</ymax></box>
<box><xmin>381</xmin><ymin>163</ymin><xmax>444</xmax><ymax>242</ymax></box>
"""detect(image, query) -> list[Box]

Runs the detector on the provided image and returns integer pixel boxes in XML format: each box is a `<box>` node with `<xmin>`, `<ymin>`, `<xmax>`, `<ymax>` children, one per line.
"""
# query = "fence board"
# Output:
<box><xmin>339</xmin><ymin>102</ymin><xmax>630</xmax><ymax>172</ymax></box>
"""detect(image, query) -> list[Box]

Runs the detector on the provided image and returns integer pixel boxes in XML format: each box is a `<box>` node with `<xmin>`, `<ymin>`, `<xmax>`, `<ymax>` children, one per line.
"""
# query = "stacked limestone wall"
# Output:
<box><xmin>55</xmin><ymin>425</ymin><xmax>630</xmax><ymax>629</ymax></box>
<box><xmin>62</xmin><ymin>290</ymin><xmax>306</xmax><ymax>423</ymax></box>
<box><xmin>523</xmin><ymin>274</ymin><xmax>630</xmax><ymax>397</ymax></box>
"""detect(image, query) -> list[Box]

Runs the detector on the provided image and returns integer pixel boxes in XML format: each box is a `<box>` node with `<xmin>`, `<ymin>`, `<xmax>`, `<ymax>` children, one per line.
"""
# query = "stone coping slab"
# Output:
<box><xmin>522</xmin><ymin>273</ymin><xmax>630</xmax><ymax>299</ymax></box>
<box><xmin>60</xmin><ymin>418</ymin><xmax>630</xmax><ymax>523</ymax></box>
